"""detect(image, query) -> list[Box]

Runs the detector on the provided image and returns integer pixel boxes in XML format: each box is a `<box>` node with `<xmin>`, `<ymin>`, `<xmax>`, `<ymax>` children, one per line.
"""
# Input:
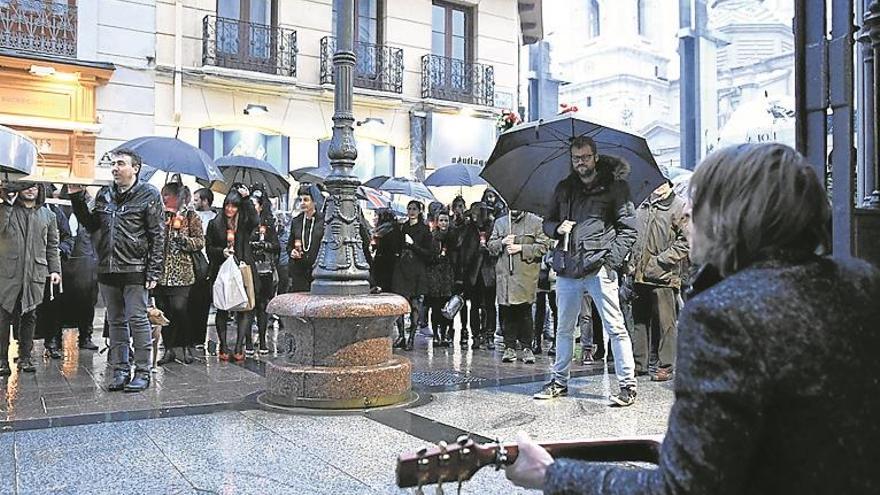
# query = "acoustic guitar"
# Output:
<box><xmin>397</xmin><ymin>435</ymin><xmax>663</xmax><ymax>493</ymax></box>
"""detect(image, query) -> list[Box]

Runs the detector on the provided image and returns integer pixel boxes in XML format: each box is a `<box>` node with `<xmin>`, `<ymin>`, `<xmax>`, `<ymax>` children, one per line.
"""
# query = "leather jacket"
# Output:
<box><xmin>71</xmin><ymin>181</ymin><xmax>166</xmax><ymax>282</ymax></box>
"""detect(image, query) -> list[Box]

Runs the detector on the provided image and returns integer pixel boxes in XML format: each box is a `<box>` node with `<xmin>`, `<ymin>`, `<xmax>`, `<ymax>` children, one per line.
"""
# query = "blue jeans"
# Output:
<box><xmin>552</xmin><ymin>267</ymin><xmax>636</xmax><ymax>389</ymax></box>
<box><xmin>100</xmin><ymin>283</ymin><xmax>152</xmax><ymax>373</ymax></box>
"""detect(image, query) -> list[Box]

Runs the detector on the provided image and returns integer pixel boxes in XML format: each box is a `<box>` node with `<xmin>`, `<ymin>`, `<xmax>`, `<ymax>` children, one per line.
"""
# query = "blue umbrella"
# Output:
<box><xmin>199</xmin><ymin>155</ymin><xmax>290</xmax><ymax>197</ymax></box>
<box><xmin>0</xmin><ymin>125</ymin><xmax>37</xmax><ymax>182</ymax></box>
<box><xmin>113</xmin><ymin>137</ymin><xmax>224</xmax><ymax>182</ymax></box>
<box><xmin>364</xmin><ymin>176</ymin><xmax>436</xmax><ymax>201</ymax></box>
<box><xmin>481</xmin><ymin>114</ymin><xmax>665</xmax><ymax>216</ymax></box>
<box><xmin>424</xmin><ymin>163</ymin><xmax>487</xmax><ymax>187</ymax></box>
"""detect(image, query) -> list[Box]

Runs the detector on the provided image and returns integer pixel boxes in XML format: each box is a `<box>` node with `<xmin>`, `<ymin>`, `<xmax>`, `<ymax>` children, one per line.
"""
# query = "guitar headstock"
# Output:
<box><xmin>396</xmin><ymin>435</ymin><xmax>508</xmax><ymax>490</ymax></box>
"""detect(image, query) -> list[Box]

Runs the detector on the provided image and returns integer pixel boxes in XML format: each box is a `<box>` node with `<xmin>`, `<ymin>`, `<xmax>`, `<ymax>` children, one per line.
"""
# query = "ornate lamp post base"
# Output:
<box><xmin>264</xmin><ymin>293</ymin><xmax>412</xmax><ymax>410</ymax></box>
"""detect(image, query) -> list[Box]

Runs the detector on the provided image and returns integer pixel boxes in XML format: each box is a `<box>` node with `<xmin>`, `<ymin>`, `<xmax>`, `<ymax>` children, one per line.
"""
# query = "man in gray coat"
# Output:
<box><xmin>0</xmin><ymin>182</ymin><xmax>61</xmax><ymax>375</ymax></box>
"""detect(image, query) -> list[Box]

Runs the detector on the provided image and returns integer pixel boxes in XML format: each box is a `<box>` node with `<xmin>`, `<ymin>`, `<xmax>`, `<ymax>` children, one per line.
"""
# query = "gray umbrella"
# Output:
<box><xmin>481</xmin><ymin>115</ymin><xmax>666</xmax><ymax>217</ymax></box>
<box><xmin>364</xmin><ymin>176</ymin><xmax>436</xmax><ymax>201</ymax></box>
<box><xmin>0</xmin><ymin>125</ymin><xmax>37</xmax><ymax>182</ymax></box>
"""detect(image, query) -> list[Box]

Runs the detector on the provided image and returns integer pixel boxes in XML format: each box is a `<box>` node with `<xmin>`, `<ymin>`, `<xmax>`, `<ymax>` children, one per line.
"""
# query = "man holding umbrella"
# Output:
<box><xmin>534</xmin><ymin>136</ymin><xmax>639</xmax><ymax>406</ymax></box>
<box><xmin>69</xmin><ymin>149</ymin><xmax>165</xmax><ymax>392</ymax></box>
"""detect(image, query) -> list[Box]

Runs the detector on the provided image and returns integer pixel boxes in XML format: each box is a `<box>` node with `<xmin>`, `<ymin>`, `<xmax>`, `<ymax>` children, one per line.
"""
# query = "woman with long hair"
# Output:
<box><xmin>392</xmin><ymin>200</ymin><xmax>432</xmax><ymax>350</ymax></box>
<box><xmin>154</xmin><ymin>182</ymin><xmax>204</xmax><ymax>365</ymax></box>
<box><xmin>205</xmin><ymin>185</ymin><xmax>259</xmax><ymax>362</ymax></box>
<box><xmin>370</xmin><ymin>208</ymin><xmax>402</xmax><ymax>295</ymax></box>
<box><xmin>506</xmin><ymin>143</ymin><xmax>880</xmax><ymax>494</ymax></box>
<box><xmin>287</xmin><ymin>185</ymin><xmax>324</xmax><ymax>293</ymax></box>
<box><xmin>425</xmin><ymin>209</ymin><xmax>455</xmax><ymax>347</ymax></box>
<box><xmin>248</xmin><ymin>187</ymin><xmax>280</xmax><ymax>355</ymax></box>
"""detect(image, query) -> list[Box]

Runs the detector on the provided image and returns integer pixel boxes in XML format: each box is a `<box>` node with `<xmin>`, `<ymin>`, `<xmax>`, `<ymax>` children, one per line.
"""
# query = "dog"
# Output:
<box><xmin>147</xmin><ymin>306</ymin><xmax>170</xmax><ymax>370</ymax></box>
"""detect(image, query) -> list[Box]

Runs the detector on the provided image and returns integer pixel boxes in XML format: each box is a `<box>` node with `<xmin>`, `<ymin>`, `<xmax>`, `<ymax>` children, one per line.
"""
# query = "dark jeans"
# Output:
<box><xmin>188</xmin><ymin>278</ymin><xmax>212</xmax><ymax>346</ymax></box>
<box><xmin>254</xmin><ymin>273</ymin><xmax>276</xmax><ymax>349</ymax></box>
<box><xmin>154</xmin><ymin>289</ymin><xmax>189</xmax><ymax>349</ymax></box>
<box><xmin>276</xmin><ymin>263</ymin><xmax>290</xmax><ymax>294</ymax></box>
<box><xmin>1</xmin><ymin>296</ymin><xmax>36</xmax><ymax>363</ymax></box>
<box><xmin>101</xmin><ymin>283</ymin><xmax>152</xmax><ymax>373</ymax></box>
<box><xmin>534</xmin><ymin>290</ymin><xmax>557</xmax><ymax>346</ymax></box>
<box><xmin>500</xmin><ymin>303</ymin><xmax>534</xmax><ymax>350</ymax></box>
<box><xmin>632</xmin><ymin>284</ymin><xmax>678</xmax><ymax>372</ymax></box>
<box><xmin>468</xmin><ymin>280</ymin><xmax>496</xmax><ymax>344</ymax></box>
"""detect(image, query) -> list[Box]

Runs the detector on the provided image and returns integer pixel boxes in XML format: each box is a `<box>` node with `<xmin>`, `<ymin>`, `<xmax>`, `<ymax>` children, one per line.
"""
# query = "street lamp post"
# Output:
<box><xmin>262</xmin><ymin>0</ymin><xmax>412</xmax><ymax>410</ymax></box>
<box><xmin>310</xmin><ymin>0</ymin><xmax>372</xmax><ymax>294</ymax></box>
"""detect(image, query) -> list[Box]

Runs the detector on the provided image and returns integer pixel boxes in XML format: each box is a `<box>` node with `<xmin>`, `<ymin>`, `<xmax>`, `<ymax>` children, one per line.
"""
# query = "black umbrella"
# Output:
<box><xmin>424</xmin><ymin>163</ymin><xmax>487</xmax><ymax>187</ymax></box>
<box><xmin>0</xmin><ymin>125</ymin><xmax>37</xmax><ymax>182</ymax></box>
<box><xmin>364</xmin><ymin>176</ymin><xmax>436</xmax><ymax>201</ymax></box>
<box><xmin>481</xmin><ymin>115</ymin><xmax>665</xmax><ymax>216</ymax></box>
<box><xmin>198</xmin><ymin>156</ymin><xmax>290</xmax><ymax>197</ymax></box>
<box><xmin>290</xmin><ymin>165</ymin><xmax>330</xmax><ymax>185</ymax></box>
<box><xmin>113</xmin><ymin>136</ymin><xmax>224</xmax><ymax>182</ymax></box>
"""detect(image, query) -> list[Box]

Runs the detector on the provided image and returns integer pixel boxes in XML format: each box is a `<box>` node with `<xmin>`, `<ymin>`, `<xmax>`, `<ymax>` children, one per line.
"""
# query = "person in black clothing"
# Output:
<box><xmin>35</xmin><ymin>189</ymin><xmax>74</xmax><ymax>359</ymax></box>
<box><xmin>205</xmin><ymin>185</ymin><xmax>259</xmax><ymax>362</ymax></box>
<box><xmin>69</xmin><ymin>150</ymin><xmax>165</xmax><ymax>392</ymax></box>
<box><xmin>58</xmin><ymin>186</ymin><xmax>100</xmax><ymax>351</ymax></box>
<box><xmin>507</xmin><ymin>143</ymin><xmax>880</xmax><ymax>495</ymax></box>
<box><xmin>370</xmin><ymin>208</ymin><xmax>402</xmax><ymax>294</ymax></box>
<box><xmin>449</xmin><ymin>195</ymin><xmax>470</xmax><ymax>338</ymax></box>
<box><xmin>425</xmin><ymin>209</ymin><xmax>455</xmax><ymax>347</ymax></box>
<box><xmin>287</xmin><ymin>185</ymin><xmax>324</xmax><ymax>293</ymax></box>
<box><xmin>458</xmin><ymin>202</ymin><xmax>498</xmax><ymax>350</ymax></box>
<box><xmin>248</xmin><ymin>187</ymin><xmax>280</xmax><ymax>355</ymax></box>
<box><xmin>391</xmin><ymin>200</ymin><xmax>432</xmax><ymax>350</ymax></box>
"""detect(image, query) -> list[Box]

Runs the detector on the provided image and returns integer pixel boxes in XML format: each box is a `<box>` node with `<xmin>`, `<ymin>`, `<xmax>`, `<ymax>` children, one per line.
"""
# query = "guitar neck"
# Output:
<box><xmin>504</xmin><ymin>437</ymin><xmax>663</xmax><ymax>465</ymax></box>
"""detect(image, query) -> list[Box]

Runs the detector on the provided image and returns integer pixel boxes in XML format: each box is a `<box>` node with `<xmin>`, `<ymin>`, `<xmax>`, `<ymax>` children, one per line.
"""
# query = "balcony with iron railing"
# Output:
<box><xmin>202</xmin><ymin>15</ymin><xmax>297</xmax><ymax>77</ymax></box>
<box><xmin>320</xmin><ymin>36</ymin><xmax>404</xmax><ymax>94</ymax></box>
<box><xmin>0</xmin><ymin>0</ymin><xmax>77</xmax><ymax>58</ymax></box>
<box><xmin>421</xmin><ymin>54</ymin><xmax>494</xmax><ymax>106</ymax></box>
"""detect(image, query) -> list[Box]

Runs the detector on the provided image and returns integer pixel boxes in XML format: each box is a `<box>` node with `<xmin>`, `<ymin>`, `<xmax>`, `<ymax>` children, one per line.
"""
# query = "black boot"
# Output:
<box><xmin>78</xmin><ymin>332</ymin><xmax>99</xmax><ymax>350</ymax></box>
<box><xmin>405</xmin><ymin>327</ymin><xmax>416</xmax><ymax>350</ymax></box>
<box><xmin>157</xmin><ymin>348</ymin><xmax>177</xmax><ymax>366</ymax></box>
<box><xmin>0</xmin><ymin>360</ymin><xmax>10</xmax><ymax>376</ymax></box>
<box><xmin>108</xmin><ymin>369</ymin><xmax>130</xmax><ymax>391</ymax></box>
<box><xmin>45</xmin><ymin>339</ymin><xmax>62</xmax><ymax>359</ymax></box>
<box><xmin>17</xmin><ymin>357</ymin><xmax>36</xmax><ymax>373</ymax></box>
<box><xmin>393</xmin><ymin>335</ymin><xmax>407</xmax><ymax>349</ymax></box>
<box><xmin>124</xmin><ymin>371</ymin><xmax>150</xmax><ymax>392</ymax></box>
<box><xmin>182</xmin><ymin>347</ymin><xmax>195</xmax><ymax>364</ymax></box>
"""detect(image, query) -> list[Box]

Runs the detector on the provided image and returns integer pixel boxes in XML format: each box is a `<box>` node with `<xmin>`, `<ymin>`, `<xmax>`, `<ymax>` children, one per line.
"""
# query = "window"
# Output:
<box><xmin>637</xmin><ymin>0</ymin><xmax>646</xmax><ymax>36</ymax></box>
<box><xmin>216</xmin><ymin>0</ymin><xmax>276</xmax><ymax>61</ymax></box>
<box><xmin>432</xmin><ymin>1</ymin><xmax>472</xmax><ymax>61</ymax></box>
<box><xmin>332</xmin><ymin>0</ymin><xmax>381</xmax><ymax>45</ymax></box>
<box><xmin>587</xmin><ymin>0</ymin><xmax>600</xmax><ymax>39</ymax></box>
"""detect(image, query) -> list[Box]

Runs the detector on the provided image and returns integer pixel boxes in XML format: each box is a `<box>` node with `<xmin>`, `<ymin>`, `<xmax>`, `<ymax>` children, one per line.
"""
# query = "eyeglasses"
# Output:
<box><xmin>572</xmin><ymin>154</ymin><xmax>595</xmax><ymax>164</ymax></box>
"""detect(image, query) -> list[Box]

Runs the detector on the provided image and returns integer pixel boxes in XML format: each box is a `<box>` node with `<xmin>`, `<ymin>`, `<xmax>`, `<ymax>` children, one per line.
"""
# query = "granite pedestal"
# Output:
<box><xmin>265</xmin><ymin>292</ymin><xmax>412</xmax><ymax>409</ymax></box>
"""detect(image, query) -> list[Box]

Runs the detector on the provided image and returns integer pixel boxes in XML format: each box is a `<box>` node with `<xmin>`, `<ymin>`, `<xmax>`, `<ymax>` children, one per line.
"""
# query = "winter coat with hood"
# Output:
<box><xmin>543</xmin><ymin>155</ymin><xmax>638</xmax><ymax>278</ymax></box>
<box><xmin>70</xmin><ymin>180</ymin><xmax>166</xmax><ymax>283</ymax></box>
<box><xmin>488</xmin><ymin>211</ymin><xmax>551</xmax><ymax>306</ymax></box>
<box><xmin>457</xmin><ymin>202</ymin><xmax>498</xmax><ymax>290</ymax></box>
<box><xmin>0</xmin><ymin>186</ymin><xmax>61</xmax><ymax>315</ymax></box>
<box><xmin>632</xmin><ymin>189</ymin><xmax>690</xmax><ymax>289</ymax></box>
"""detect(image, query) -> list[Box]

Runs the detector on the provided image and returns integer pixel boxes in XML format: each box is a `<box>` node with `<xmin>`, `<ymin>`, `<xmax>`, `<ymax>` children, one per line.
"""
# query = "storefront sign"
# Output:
<box><xmin>426</xmin><ymin>112</ymin><xmax>496</xmax><ymax>170</ymax></box>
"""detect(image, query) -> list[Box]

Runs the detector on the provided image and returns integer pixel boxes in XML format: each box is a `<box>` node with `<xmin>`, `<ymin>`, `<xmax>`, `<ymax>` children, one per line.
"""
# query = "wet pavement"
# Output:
<box><xmin>0</xmin><ymin>320</ymin><xmax>675</xmax><ymax>494</ymax></box>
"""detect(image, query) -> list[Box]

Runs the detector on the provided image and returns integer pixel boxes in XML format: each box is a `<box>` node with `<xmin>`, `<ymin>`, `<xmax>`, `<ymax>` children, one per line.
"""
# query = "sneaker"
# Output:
<box><xmin>533</xmin><ymin>381</ymin><xmax>568</xmax><ymax>400</ymax></box>
<box><xmin>17</xmin><ymin>358</ymin><xmax>35</xmax><ymax>373</ymax></box>
<box><xmin>501</xmin><ymin>347</ymin><xmax>516</xmax><ymax>362</ymax></box>
<box><xmin>521</xmin><ymin>348</ymin><xmax>535</xmax><ymax>364</ymax></box>
<box><xmin>547</xmin><ymin>344</ymin><xmax>556</xmax><ymax>356</ymax></box>
<box><xmin>651</xmin><ymin>367</ymin><xmax>674</xmax><ymax>382</ymax></box>
<box><xmin>107</xmin><ymin>370</ymin><xmax>130</xmax><ymax>392</ymax></box>
<box><xmin>245</xmin><ymin>348</ymin><xmax>255</xmax><ymax>357</ymax></box>
<box><xmin>610</xmin><ymin>386</ymin><xmax>637</xmax><ymax>407</ymax></box>
<box><xmin>580</xmin><ymin>350</ymin><xmax>594</xmax><ymax>365</ymax></box>
<box><xmin>259</xmin><ymin>346</ymin><xmax>270</xmax><ymax>355</ymax></box>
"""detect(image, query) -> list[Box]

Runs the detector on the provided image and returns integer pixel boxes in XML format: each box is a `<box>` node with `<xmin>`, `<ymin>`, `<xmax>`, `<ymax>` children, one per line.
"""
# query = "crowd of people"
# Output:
<box><xmin>0</xmin><ymin>136</ymin><xmax>691</xmax><ymax>401</ymax></box>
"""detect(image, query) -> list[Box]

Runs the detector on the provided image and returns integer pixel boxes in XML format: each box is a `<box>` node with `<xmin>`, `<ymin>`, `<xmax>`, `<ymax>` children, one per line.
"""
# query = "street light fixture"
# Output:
<box><xmin>356</xmin><ymin>117</ymin><xmax>385</xmax><ymax>128</ymax></box>
<box><xmin>243</xmin><ymin>104</ymin><xmax>269</xmax><ymax>116</ymax></box>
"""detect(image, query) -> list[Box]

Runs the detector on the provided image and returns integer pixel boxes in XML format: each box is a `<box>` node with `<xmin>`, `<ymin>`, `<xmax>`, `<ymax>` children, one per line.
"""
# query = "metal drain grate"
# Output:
<box><xmin>411</xmin><ymin>369</ymin><xmax>486</xmax><ymax>387</ymax></box>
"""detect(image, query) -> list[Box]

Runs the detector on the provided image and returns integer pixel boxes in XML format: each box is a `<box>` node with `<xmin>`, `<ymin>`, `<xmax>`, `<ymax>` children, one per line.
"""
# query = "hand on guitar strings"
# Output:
<box><xmin>505</xmin><ymin>431</ymin><xmax>554</xmax><ymax>490</ymax></box>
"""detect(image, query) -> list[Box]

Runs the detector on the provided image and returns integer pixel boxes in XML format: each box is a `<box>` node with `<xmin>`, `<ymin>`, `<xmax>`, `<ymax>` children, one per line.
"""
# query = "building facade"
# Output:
<box><xmin>153</xmin><ymin>0</ymin><xmax>525</xmax><ymax>185</ymax></box>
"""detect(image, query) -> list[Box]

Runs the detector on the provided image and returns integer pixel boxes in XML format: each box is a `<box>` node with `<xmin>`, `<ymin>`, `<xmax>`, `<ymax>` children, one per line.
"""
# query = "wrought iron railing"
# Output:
<box><xmin>202</xmin><ymin>15</ymin><xmax>297</xmax><ymax>77</ymax></box>
<box><xmin>320</xmin><ymin>36</ymin><xmax>404</xmax><ymax>94</ymax></box>
<box><xmin>421</xmin><ymin>54</ymin><xmax>494</xmax><ymax>106</ymax></box>
<box><xmin>0</xmin><ymin>0</ymin><xmax>77</xmax><ymax>58</ymax></box>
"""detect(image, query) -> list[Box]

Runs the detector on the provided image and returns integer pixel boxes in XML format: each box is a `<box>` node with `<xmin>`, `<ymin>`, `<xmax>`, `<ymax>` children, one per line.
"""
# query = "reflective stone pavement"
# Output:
<box><xmin>0</xmin><ymin>323</ymin><xmax>675</xmax><ymax>494</ymax></box>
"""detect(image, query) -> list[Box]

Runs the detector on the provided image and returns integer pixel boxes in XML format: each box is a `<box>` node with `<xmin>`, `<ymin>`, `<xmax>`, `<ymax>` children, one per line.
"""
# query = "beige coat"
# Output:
<box><xmin>488</xmin><ymin>212</ymin><xmax>551</xmax><ymax>306</ymax></box>
<box><xmin>0</xmin><ymin>201</ymin><xmax>61</xmax><ymax>314</ymax></box>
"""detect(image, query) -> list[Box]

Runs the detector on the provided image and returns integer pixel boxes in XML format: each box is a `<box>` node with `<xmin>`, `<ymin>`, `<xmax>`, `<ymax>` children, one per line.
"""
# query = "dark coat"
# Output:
<box><xmin>392</xmin><ymin>220</ymin><xmax>432</xmax><ymax>298</ymax></box>
<box><xmin>71</xmin><ymin>181</ymin><xmax>166</xmax><ymax>282</ymax></box>
<box><xmin>458</xmin><ymin>221</ymin><xmax>497</xmax><ymax>290</ymax></box>
<box><xmin>543</xmin><ymin>155</ymin><xmax>638</xmax><ymax>277</ymax></box>
<box><xmin>0</xmin><ymin>198</ymin><xmax>61</xmax><ymax>314</ymax></box>
<box><xmin>425</xmin><ymin>228</ymin><xmax>455</xmax><ymax>299</ymax></box>
<box><xmin>205</xmin><ymin>198</ymin><xmax>260</xmax><ymax>281</ymax></box>
<box><xmin>545</xmin><ymin>254</ymin><xmax>880</xmax><ymax>495</ymax></box>
<box><xmin>286</xmin><ymin>212</ymin><xmax>323</xmax><ymax>292</ymax></box>
<box><xmin>371</xmin><ymin>220</ymin><xmax>403</xmax><ymax>293</ymax></box>
<box><xmin>632</xmin><ymin>191</ymin><xmax>690</xmax><ymax>289</ymax></box>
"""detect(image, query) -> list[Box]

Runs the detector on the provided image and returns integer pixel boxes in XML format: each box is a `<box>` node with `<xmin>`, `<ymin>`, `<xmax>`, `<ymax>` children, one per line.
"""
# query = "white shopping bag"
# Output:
<box><xmin>212</xmin><ymin>256</ymin><xmax>248</xmax><ymax>311</ymax></box>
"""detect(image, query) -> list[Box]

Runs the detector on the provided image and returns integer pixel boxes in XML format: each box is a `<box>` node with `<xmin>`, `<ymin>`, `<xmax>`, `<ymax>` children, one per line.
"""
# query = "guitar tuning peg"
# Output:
<box><xmin>456</xmin><ymin>434</ymin><xmax>470</xmax><ymax>446</ymax></box>
<box><xmin>417</xmin><ymin>447</ymin><xmax>428</xmax><ymax>457</ymax></box>
<box><xmin>457</xmin><ymin>480</ymin><xmax>463</xmax><ymax>495</ymax></box>
<box><xmin>415</xmin><ymin>485</ymin><xmax>425</xmax><ymax>495</ymax></box>
<box><xmin>437</xmin><ymin>440</ymin><xmax>448</xmax><ymax>452</ymax></box>
<box><xmin>435</xmin><ymin>481</ymin><xmax>444</xmax><ymax>495</ymax></box>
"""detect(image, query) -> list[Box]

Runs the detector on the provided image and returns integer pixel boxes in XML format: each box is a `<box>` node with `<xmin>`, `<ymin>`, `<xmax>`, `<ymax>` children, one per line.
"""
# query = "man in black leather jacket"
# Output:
<box><xmin>69</xmin><ymin>149</ymin><xmax>165</xmax><ymax>393</ymax></box>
